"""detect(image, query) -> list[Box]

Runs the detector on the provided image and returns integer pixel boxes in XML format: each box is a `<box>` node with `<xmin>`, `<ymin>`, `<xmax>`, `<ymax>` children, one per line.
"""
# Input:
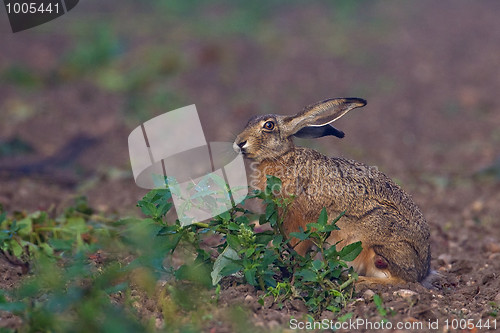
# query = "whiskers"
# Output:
<box><xmin>221</xmin><ymin>129</ymin><xmax>242</xmax><ymax>143</ymax></box>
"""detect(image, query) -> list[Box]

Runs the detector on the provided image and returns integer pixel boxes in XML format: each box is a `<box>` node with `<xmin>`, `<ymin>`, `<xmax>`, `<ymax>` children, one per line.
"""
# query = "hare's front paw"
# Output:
<box><xmin>355</xmin><ymin>276</ymin><xmax>405</xmax><ymax>290</ymax></box>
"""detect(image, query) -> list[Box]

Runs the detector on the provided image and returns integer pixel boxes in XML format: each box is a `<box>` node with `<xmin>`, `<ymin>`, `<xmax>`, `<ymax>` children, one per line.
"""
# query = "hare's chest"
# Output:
<box><xmin>252</xmin><ymin>162</ymin><xmax>302</xmax><ymax>195</ymax></box>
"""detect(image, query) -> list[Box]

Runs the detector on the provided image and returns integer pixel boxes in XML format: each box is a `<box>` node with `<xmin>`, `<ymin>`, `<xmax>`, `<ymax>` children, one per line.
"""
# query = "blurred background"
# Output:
<box><xmin>0</xmin><ymin>0</ymin><xmax>499</xmax><ymax>225</ymax></box>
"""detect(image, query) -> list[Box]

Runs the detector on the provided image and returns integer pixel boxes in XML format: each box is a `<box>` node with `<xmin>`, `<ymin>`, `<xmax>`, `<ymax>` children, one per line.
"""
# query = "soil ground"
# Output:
<box><xmin>1</xmin><ymin>1</ymin><xmax>500</xmax><ymax>332</ymax></box>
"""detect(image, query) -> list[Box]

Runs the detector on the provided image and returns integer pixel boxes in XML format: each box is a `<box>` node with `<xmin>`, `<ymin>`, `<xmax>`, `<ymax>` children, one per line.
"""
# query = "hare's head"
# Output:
<box><xmin>233</xmin><ymin>98</ymin><xmax>366</xmax><ymax>162</ymax></box>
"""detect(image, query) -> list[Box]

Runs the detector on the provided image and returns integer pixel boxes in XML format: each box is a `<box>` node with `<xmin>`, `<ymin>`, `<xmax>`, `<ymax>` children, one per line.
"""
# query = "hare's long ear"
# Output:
<box><xmin>282</xmin><ymin>98</ymin><xmax>366</xmax><ymax>137</ymax></box>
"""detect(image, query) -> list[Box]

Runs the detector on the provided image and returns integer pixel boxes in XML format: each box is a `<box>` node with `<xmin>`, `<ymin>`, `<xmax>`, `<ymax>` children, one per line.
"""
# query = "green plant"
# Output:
<box><xmin>0</xmin><ymin>198</ymin><xmax>159</xmax><ymax>332</ymax></box>
<box><xmin>373</xmin><ymin>294</ymin><xmax>395</xmax><ymax>320</ymax></box>
<box><xmin>0</xmin><ymin>138</ymin><xmax>34</xmax><ymax>157</ymax></box>
<box><xmin>373</xmin><ymin>294</ymin><xmax>386</xmax><ymax>316</ymax></box>
<box><xmin>0</xmin><ymin>197</ymin><xmax>103</xmax><ymax>263</ymax></box>
<box><xmin>142</xmin><ymin>174</ymin><xmax>362</xmax><ymax>315</ymax></box>
<box><xmin>61</xmin><ymin>24</ymin><xmax>122</xmax><ymax>77</ymax></box>
<box><xmin>0</xmin><ymin>174</ymin><xmax>361</xmax><ymax>331</ymax></box>
<box><xmin>1</xmin><ymin>66</ymin><xmax>41</xmax><ymax>88</ymax></box>
<box><xmin>488</xmin><ymin>302</ymin><xmax>499</xmax><ymax>317</ymax></box>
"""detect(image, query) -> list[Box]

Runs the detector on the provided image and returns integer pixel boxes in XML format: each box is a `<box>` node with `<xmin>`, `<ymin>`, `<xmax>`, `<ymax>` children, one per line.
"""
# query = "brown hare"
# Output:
<box><xmin>233</xmin><ymin>98</ymin><xmax>430</xmax><ymax>286</ymax></box>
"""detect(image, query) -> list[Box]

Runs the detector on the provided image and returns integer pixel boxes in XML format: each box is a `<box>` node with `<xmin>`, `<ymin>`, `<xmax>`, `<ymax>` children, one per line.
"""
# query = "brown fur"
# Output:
<box><xmin>234</xmin><ymin>98</ymin><xmax>431</xmax><ymax>284</ymax></box>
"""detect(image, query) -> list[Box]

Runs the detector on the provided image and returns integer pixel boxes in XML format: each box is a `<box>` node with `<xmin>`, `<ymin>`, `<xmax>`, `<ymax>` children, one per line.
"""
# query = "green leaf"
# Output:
<box><xmin>156</xmin><ymin>225</ymin><xmax>179</xmax><ymax>236</ymax></box>
<box><xmin>317</xmin><ymin>208</ymin><xmax>327</xmax><ymax>226</ymax></box>
<box><xmin>10</xmin><ymin>240</ymin><xmax>23</xmax><ymax>257</ymax></box>
<box><xmin>235</xmin><ymin>215</ymin><xmax>249</xmax><ymax>225</ymax></box>
<box><xmin>208</xmin><ymin>172</ymin><xmax>230</xmax><ymax>192</ymax></box>
<box><xmin>66</xmin><ymin>217</ymin><xmax>88</xmax><ymax>233</ymax></box>
<box><xmin>244</xmin><ymin>267</ymin><xmax>257</xmax><ymax>286</ymax></box>
<box><xmin>255</xmin><ymin>234</ymin><xmax>273</xmax><ymax>245</ymax></box>
<box><xmin>323</xmin><ymin>224</ymin><xmax>340</xmax><ymax>232</ymax></box>
<box><xmin>339</xmin><ymin>241</ymin><xmax>362</xmax><ymax>261</ymax></box>
<box><xmin>329</xmin><ymin>267</ymin><xmax>342</xmax><ymax>279</ymax></box>
<box><xmin>156</xmin><ymin>201</ymin><xmax>172</xmax><ymax>216</ymax></box>
<box><xmin>272</xmin><ymin>235</ymin><xmax>283</xmax><ymax>247</ymax></box>
<box><xmin>289</xmin><ymin>230</ymin><xmax>310</xmax><ymax>241</ymax></box>
<box><xmin>324</xmin><ymin>245</ymin><xmax>339</xmax><ymax>258</ymax></box>
<box><xmin>295</xmin><ymin>269</ymin><xmax>317</xmax><ymax>282</ymax></box>
<box><xmin>263</xmin><ymin>274</ymin><xmax>277</xmax><ymax>288</ymax></box>
<box><xmin>217</xmin><ymin>210</ymin><xmax>231</xmax><ymax>222</ymax></box>
<box><xmin>196</xmin><ymin>249</ymin><xmax>211</xmax><ymax>261</ymax></box>
<box><xmin>39</xmin><ymin>243</ymin><xmax>55</xmax><ymax>257</ymax></box>
<box><xmin>327</xmin><ymin>305</ymin><xmax>341</xmax><ymax>312</ymax></box>
<box><xmin>175</xmin><ymin>262</ymin><xmax>212</xmax><ymax>287</ymax></box>
<box><xmin>211</xmin><ymin>247</ymin><xmax>241</xmax><ymax>286</ymax></box>
<box><xmin>265</xmin><ymin>175</ymin><xmax>282</xmax><ymax>196</ymax></box>
<box><xmin>16</xmin><ymin>217</ymin><xmax>32</xmax><ymax>237</ymax></box>
<box><xmin>265</xmin><ymin>203</ymin><xmax>277</xmax><ymax>223</ymax></box>
<box><xmin>9</xmin><ymin>220</ymin><xmax>20</xmax><ymax>233</ymax></box>
<box><xmin>0</xmin><ymin>301</ymin><xmax>26</xmax><ymax>313</ymax></box>
<box><xmin>0</xmin><ymin>211</ymin><xmax>7</xmax><ymax>224</ymax></box>
<box><xmin>137</xmin><ymin>200</ymin><xmax>157</xmax><ymax>217</ymax></box>
<box><xmin>157</xmin><ymin>188</ymin><xmax>172</xmax><ymax>201</ymax></box>
<box><xmin>0</xmin><ymin>231</ymin><xmax>11</xmax><ymax>243</ymax></box>
<box><xmin>48</xmin><ymin>238</ymin><xmax>73</xmax><ymax>252</ymax></box>
<box><xmin>373</xmin><ymin>294</ymin><xmax>387</xmax><ymax>316</ymax></box>
<box><xmin>141</xmin><ymin>188</ymin><xmax>171</xmax><ymax>204</ymax></box>
<box><xmin>190</xmin><ymin>188</ymin><xmax>219</xmax><ymax>200</ymax></box>
<box><xmin>31</xmin><ymin>211</ymin><xmax>48</xmax><ymax>225</ymax></box>
<box><xmin>305</xmin><ymin>222</ymin><xmax>322</xmax><ymax>231</ymax></box>
<box><xmin>338</xmin><ymin>312</ymin><xmax>354</xmax><ymax>322</ymax></box>
<box><xmin>311</xmin><ymin>259</ymin><xmax>323</xmax><ymax>271</ymax></box>
<box><xmin>220</xmin><ymin>263</ymin><xmax>242</xmax><ymax>277</ymax></box>
<box><xmin>75</xmin><ymin>231</ymin><xmax>86</xmax><ymax>252</ymax></box>
<box><xmin>228</xmin><ymin>222</ymin><xmax>240</xmax><ymax>231</ymax></box>
<box><xmin>244</xmin><ymin>247</ymin><xmax>255</xmax><ymax>257</ymax></box>
<box><xmin>104</xmin><ymin>282</ymin><xmax>129</xmax><ymax>295</ymax></box>
<box><xmin>164</xmin><ymin>232</ymin><xmax>183</xmax><ymax>254</ymax></box>
<box><xmin>260</xmin><ymin>249</ymin><xmax>278</xmax><ymax>267</ymax></box>
<box><xmin>226</xmin><ymin>234</ymin><xmax>240</xmax><ymax>250</ymax></box>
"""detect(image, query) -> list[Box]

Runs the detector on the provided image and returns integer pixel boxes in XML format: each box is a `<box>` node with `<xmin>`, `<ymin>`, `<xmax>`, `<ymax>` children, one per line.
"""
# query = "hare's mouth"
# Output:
<box><xmin>233</xmin><ymin>145</ymin><xmax>255</xmax><ymax>160</ymax></box>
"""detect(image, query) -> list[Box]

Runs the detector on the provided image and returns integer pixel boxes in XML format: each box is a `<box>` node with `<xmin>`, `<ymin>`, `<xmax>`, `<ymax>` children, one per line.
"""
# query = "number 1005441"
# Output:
<box><xmin>5</xmin><ymin>2</ymin><xmax>60</xmax><ymax>14</ymax></box>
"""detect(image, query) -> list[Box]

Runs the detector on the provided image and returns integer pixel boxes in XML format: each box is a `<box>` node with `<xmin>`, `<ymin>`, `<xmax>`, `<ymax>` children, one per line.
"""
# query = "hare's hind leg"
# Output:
<box><xmin>292</xmin><ymin>239</ymin><xmax>313</xmax><ymax>257</ymax></box>
<box><xmin>284</xmin><ymin>206</ymin><xmax>315</xmax><ymax>256</ymax></box>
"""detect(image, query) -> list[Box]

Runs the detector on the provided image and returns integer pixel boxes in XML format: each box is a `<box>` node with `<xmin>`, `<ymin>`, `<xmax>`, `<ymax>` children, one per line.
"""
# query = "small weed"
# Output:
<box><xmin>488</xmin><ymin>302</ymin><xmax>499</xmax><ymax>317</ymax></box>
<box><xmin>60</xmin><ymin>24</ymin><xmax>122</xmax><ymax>78</ymax></box>
<box><xmin>373</xmin><ymin>294</ymin><xmax>395</xmax><ymax>320</ymax></box>
<box><xmin>0</xmin><ymin>197</ymin><xmax>101</xmax><ymax>263</ymax></box>
<box><xmin>0</xmin><ymin>138</ymin><xmax>34</xmax><ymax>158</ymax></box>
<box><xmin>1</xmin><ymin>65</ymin><xmax>41</xmax><ymax>88</ymax></box>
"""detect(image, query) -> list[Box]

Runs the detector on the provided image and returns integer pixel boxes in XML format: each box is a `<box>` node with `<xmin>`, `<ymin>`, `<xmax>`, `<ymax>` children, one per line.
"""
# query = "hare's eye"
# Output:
<box><xmin>263</xmin><ymin>121</ymin><xmax>275</xmax><ymax>130</ymax></box>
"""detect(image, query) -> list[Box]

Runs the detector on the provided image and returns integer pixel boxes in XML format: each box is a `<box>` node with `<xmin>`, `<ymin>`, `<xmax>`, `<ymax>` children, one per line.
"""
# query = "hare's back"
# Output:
<box><xmin>291</xmin><ymin>147</ymin><xmax>425</xmax><ymax>226</ymax></box>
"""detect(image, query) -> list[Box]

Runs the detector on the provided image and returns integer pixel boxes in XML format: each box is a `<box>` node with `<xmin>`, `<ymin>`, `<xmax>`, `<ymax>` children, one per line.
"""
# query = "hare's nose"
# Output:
<box><xmin>233</xmin><ymin>140</ymin><xmax>248</xmax><ymax>153</ymax></box>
